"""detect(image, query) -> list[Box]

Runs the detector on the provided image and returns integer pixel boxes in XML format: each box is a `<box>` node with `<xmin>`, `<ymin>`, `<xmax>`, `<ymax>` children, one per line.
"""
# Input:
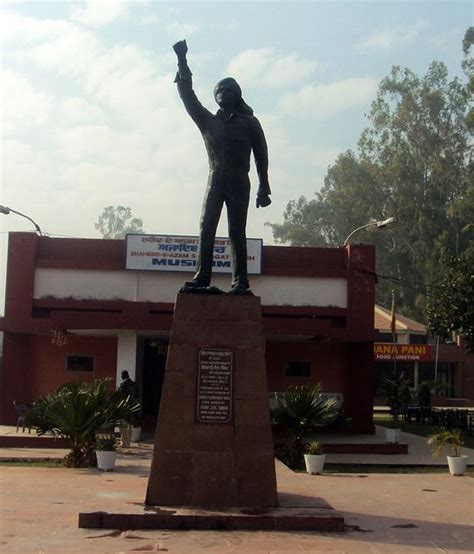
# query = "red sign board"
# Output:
<box><xmin>374</xmin><ymin>343</ymin><xmax>432</xmax><ymax>361</ymax></box>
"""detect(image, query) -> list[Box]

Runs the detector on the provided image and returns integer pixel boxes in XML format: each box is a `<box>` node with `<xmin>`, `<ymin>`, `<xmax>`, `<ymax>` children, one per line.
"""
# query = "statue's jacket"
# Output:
<box><xmin>175</xmin><ymin>64</ymin><xmax>271</xmax><ymax>198</ymax></box>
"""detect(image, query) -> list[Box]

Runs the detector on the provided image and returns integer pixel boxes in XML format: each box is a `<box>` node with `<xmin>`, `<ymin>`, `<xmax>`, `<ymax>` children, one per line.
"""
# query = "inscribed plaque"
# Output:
<box><xmin>197</xmin><ymin>349</ymin><xmax>233</xmax><ymax>423</ymax></box>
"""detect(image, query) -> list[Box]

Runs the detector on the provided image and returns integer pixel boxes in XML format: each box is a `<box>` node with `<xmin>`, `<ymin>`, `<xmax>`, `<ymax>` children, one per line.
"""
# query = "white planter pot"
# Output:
<box><xmin>447</xmin><ymin>455</ymin><xmax>468</xmax><ymax>476</ymax></box>
<box><xmin>96</xmin><ymin>450</ymin><xmax>117</xmax><ymax>471</ymax></box>
<box><xmin>131</xmin><ymin>427</ymin><xmax>142</xmax><ymax>442</ymax></box>
<box><xmin>384</xmin><ymin>428</ymin><xmax>401</xmax><ymax>444</ymax></box>
<box><xmin>304</xmin><ymin>454</ymin><xmax>326</xmax><ymax>475</ymax></box>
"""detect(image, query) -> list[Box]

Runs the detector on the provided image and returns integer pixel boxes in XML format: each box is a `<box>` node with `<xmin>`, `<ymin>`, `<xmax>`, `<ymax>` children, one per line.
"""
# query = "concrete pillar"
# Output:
<box><xmin>116</xmin><ymin>331</ymin><xmax>137</xmax><ymax>387</ymax></box>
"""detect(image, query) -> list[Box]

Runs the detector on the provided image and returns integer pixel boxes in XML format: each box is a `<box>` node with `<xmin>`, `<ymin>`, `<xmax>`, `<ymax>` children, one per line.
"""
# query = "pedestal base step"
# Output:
<box><xmin>79</xmin><ymin>505</ymin><xmax>345</xmax><ymax>532</ymax></box>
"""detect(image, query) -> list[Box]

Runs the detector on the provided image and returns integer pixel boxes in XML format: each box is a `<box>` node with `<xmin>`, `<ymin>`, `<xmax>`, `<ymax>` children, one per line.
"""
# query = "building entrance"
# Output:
<box><xmin>140</xmin><ymin>338</ymin><xmax>168</xmax><ymax>429</ymax></box>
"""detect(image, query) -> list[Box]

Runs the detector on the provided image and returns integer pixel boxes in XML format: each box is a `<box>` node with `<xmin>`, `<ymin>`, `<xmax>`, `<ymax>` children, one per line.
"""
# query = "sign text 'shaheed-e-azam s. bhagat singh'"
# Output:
<box><xmin>125</xmin><ymin>234</ymin><xmax>262</xmax><ymax>274</ymax></box>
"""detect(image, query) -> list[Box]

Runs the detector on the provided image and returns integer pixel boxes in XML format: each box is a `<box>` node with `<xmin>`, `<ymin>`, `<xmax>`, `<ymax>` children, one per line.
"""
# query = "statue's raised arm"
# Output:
<box><xmin>173</xmin><ymin>40</ymin><xmax>212</xmax><ymax>130</ymax></box>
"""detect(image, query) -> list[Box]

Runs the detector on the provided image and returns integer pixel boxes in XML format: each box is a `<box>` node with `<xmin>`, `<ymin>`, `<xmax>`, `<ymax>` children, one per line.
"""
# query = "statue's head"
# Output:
<box><xmin>214</xmin><ymin>77</ymin><xmax>253</xmax><ymax>115</ymax></box>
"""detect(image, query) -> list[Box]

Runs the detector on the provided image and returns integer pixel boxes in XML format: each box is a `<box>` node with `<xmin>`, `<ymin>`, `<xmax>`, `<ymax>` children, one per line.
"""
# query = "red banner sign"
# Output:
<box><xmin>374</xmin><ymin>343</ymin><xmax>432</xmax><ymax>361</ymax></box>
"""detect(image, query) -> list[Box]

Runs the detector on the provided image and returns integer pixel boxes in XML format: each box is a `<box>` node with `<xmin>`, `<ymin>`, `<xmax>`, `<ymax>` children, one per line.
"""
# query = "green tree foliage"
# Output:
<box><xmin>95</xmin><ymin>205</ymin><xmax>144</xmax><ymax>239</ymax></box>
<box><xmin>26</xmin><ymin>379</ymin><xmax>140</xmax><ymax>467</ymax></box>
<box><xmin>268</xmin><ymin>38</ymin><xmax>473</xmax><ymax>320</ymax></box>
<box><xmin>426</xmin><ymin>251</ymin><xmax>474</xmax><ymax>350</ymax></box>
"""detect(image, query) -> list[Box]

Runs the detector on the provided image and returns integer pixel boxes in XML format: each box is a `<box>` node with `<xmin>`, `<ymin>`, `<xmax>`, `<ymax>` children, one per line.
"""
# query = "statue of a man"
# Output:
<box><xmin>173</xmin><ymin>40</ymin><xmax>271</xmax><ymax>294</ymax></box>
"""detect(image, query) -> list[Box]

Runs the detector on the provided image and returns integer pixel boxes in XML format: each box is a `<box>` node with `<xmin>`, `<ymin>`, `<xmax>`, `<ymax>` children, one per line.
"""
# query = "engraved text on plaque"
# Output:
<box><xmin>197</xmin><ymin>348</ymin><xmax>233</xmax><ymax>423</ymax></box>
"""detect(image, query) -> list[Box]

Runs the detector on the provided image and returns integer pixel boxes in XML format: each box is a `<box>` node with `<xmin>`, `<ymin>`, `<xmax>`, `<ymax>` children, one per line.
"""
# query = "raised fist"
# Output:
<box><xmin>173</xmin><ymin>40</ymin><xmax>188</xmax><ymax>57</ymax></box>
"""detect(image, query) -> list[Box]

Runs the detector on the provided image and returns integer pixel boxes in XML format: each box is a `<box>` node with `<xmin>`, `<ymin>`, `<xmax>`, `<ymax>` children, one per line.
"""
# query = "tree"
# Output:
<box><xmin>426</xmin><ymin>250</ymin><xmax>474</xmax><ymax>350</ymax></box>
<box><xmin>95</xmin><ymin>205</ymin><xmax>144</xmax><ymax>239</ymax></box>
<box><xmin>268</xmin><ymin>43</ymin><xmax>473</xmax><ymax>320</ymax></box>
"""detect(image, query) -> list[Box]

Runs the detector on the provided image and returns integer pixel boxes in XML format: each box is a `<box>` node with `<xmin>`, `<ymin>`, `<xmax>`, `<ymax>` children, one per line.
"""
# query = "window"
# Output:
<box><xmin>409</xmin><ymin>334</ymin><xmax>428</xmax><ymax>344</ymax></box>
<box><xmin>377</xmin><ymin>332</ymin><xmax>397</xmax><ymax>343</ymax></box>
<box><xmin>67</xmin><ymin>355</ymin><xmax>94</xmax><ymax>372</ymax></box>
<box><xmin>285</xmin><ymin>361</ymin><xmax>311</xmax><ymax>377</ymax></box>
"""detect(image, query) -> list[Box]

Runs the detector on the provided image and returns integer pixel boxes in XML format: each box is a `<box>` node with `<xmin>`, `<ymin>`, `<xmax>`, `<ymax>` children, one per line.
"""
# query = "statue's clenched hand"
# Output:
<box><xmin>256</xmin><ymin>192</ymin><xmax>271</xmax><ymax>208</ymax></box>
<box><xmin>173</xmin><ymin>40</ymin><xmax>188</xmax><ymax>58</ymax></box>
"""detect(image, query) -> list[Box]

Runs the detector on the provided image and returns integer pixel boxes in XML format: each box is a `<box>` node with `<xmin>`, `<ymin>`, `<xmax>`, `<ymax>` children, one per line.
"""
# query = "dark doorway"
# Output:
<box><xmin>142</xmin><ymin>339</ymin><xmax>168</xmax><ymax>429</ymax></box>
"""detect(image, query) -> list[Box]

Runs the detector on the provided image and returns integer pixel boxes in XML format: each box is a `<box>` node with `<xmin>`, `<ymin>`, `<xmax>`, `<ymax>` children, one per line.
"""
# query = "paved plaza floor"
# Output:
<box><xmin>0</xmin><ymin>429</ymin><xmax>473</xmax><ymax>553</ymax></box>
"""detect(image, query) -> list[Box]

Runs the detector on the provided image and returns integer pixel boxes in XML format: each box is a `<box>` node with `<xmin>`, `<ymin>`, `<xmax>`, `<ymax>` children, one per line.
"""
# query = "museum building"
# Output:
<box><xmin>1</xmin><ymin>232</ymin><xmax>377</xmax><ymax>432</ymax></box>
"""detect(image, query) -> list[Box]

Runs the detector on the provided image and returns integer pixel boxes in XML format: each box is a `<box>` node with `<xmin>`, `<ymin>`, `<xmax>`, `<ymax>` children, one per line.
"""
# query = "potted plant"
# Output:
<box><xmin>95</xmin><ymin>431</ymin><xmax>118</xmax><ymax>471</ymax></box>
<box><xmin>131</xmin><ymin>425</ymin><xmax>142</xmax><ymax>443</ymax></box>
<box><xmin>271</xmin><ymin>384</ymin><xmax>340</xmax><ymax>468</ymax></box>
<box><xmin>427</xmin><ymin>429</ymin><xmax>468</xmax><ymax>476</ymax></box>
<box><xmin>304</xmin><ymin>441</ymin><xmax>326</xmax><ymax>475</ymax></box>
<box><xmin>131</xmin><ymin>414</ymin><xmax>142</xmax><ymax>443</ymax></box>
<box><xmin>26</xmin><ymin>378</ymin><xmax>140</xmax><ymax>467</ymax></box>
<box><xmin>383</xmin><ymin>372</ymin><xmax>411</xmax><ymax>443</ymax></box>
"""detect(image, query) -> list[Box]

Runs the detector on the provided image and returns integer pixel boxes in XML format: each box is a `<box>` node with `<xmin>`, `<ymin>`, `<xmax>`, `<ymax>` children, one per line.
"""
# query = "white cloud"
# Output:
<box><xmin>0</xmin><ymin>8</ymin><xmax>70</xmax><ymax>43</ymax></box>
<box><xmin>140</xmin><ymin>14</ymin><xmax>161</xmax><ymax>25</ymax></box>
<box><xmin>70</xmin><ymin>0</ymin><xmax>132</xmax><ymax>27</ymax></box>
<box><xmin>279</xmin><ymin>77</ymin><xmax>378</xmax><ymax>120</ymax></box>
<box><xmin>59</xmin><ymin>97</ymin><xmax>105</xmax><ymax>126</ymax></box>
<box><xmin>166</xmin><ymin>21</ymin><xmax>199</xmax><ymax>39</ymax></box>
<box><xmin>356</xmin><ymin>24</ymin><xmax>422</xmax><ymax>53</ymax></box>
<box><xmin>1</xmin><ymin>71</ymin><xmax>53</xmax><ymax>134</ymax></box>
<box><xmin>226</xmin><ymin>48</ymin><xmax>318</xmax><ymax>89</ymax></box>
<box><xmin>1</xmin><ymin>10</ymin><xmax>208</xmax><ymax>242</ymax></box>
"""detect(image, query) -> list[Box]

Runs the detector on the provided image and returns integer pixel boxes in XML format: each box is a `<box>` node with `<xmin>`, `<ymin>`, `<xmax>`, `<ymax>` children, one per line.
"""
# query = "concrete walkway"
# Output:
<box><xmin>2</xmin><ymin>425</ymin><xmax>473</xmax><ymax>465</ymax></box>
<box><xmin>1</xmin><ymin>452</ymin><xmax>473</xmax><ymax>552</ymax></box>
<box><xmin>313</xmin><ymin>426</ymin><xmax>474</xmax><ymax>465</ymax></box>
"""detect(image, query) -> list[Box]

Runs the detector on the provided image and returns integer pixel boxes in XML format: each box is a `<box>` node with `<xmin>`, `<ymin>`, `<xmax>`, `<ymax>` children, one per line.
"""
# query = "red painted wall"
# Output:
<box><xmin>266</xmin><ymin>342</ymin><xmax>348</xmax><ymax>392</ymax></box>
<box><xmin>0</xmin><ymin>333</ymin><xmax>117</xmax><ymax>424</ymax></box>
<box><xmin>29</xmin><ymin>335</ymin><xmax>117</xmax><ymax>397</ymax></box>
<box><xmin>266</xmin><ymin>341</ymin><xmax>374</xmax><ymax>432</ymax></box>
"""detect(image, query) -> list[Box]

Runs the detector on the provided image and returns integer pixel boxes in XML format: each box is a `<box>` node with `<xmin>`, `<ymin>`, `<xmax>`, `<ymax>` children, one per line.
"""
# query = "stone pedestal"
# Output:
<box><xmin>145</xmin><ymin>294</ymin><xmax>278</xmax><ymax>508</ymax></box>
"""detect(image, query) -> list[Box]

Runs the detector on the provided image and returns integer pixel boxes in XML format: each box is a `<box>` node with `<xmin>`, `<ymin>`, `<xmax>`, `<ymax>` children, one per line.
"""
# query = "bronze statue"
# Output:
<box><xmin>173</xmin><ymin>40</ymin><xmax>271</xmax><ymax>295</ymax></box>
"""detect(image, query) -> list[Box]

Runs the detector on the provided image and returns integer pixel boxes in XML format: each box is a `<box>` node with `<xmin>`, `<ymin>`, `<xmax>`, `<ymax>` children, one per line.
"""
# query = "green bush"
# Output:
<box><xmin>272</xmin><ymin>384</ymin><xmax>340</xmax><ymax>467</ymax></box>
<box><xmin>95</xmin><ymin>432</ymin><xmax>119</xmax><ymax>452</ymax></box>
<box><xmin>305</xmin><ymin>441</ymin><xmax>324</xmax><ymax>455</ymax></box>
<box><xmin>383</xmin><ymin>372</ymin><xmax>411</xmax><ymax>427</ymax></box>
<box><xmin>427</xmin><ymin>429</ymin><xmax>463</xmax><ymax>458</ymax></box>
<box><xmin>26</xmin><ymin>379</ymin><xmax>140</xmax><ymax>467</ymax></box>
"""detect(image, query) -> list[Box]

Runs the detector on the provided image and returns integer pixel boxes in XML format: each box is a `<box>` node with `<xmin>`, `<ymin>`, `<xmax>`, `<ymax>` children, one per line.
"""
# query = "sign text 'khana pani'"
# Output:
<box><xmin>374</xmin><ymin>343</ymin><xmax>432</xmax><ymax>361</ymax></box>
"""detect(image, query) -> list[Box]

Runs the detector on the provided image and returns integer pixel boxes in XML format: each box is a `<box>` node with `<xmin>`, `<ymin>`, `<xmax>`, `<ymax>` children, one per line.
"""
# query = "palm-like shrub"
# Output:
<box><xmin>427</xmin><ymin>429</ymin><xmax>463</xmax><ymax>458</ymax></box>
<box><xmin>383</xmin><ymin>372</ymin><xmax>411</xmax><ymax>428</ymax></box>
<box><xmin>26</xmin><ymin>379</ymin><xmax>140</xmax><ymax>467</ymax></box>
<box><xmin>271</xmin><ymin>384</ymin><xmax>340</xmax><ymax>466</ymax></box>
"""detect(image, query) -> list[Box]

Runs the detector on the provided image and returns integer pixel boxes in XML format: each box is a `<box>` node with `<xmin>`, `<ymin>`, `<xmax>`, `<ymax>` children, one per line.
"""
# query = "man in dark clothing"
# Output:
<box><xmin>119</xmin><ymin>370</ymin><xmax>137</xmax><ymax>399</ymax></box>
<box><xmin>173</xmin><ymin>40</ymin><xmax>272</xmax><ymax>294</ymax></box>
<box><xmin>118</xmin><ymin>370</ymin><xmax>137</xmax><ymax>447</ymax></box>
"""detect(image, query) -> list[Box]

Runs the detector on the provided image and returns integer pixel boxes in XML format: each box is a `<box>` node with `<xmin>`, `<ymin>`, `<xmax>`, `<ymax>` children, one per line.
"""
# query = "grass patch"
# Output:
<box><xmin>0</xmin><ymin>459</ymin><xmax>64</xmax><ymax>468</ymax></box>
<box><xmin>374</xmin><ymin>413</ymin><xmax>474</xmax><ymax>449</ymax></box>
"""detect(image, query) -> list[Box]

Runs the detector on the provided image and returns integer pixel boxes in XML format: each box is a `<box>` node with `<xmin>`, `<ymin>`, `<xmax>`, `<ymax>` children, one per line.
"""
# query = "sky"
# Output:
<box><xmin>0</xmin><ymin>0</ymin><xmax>472</xmax><ymax>311</ymax></box>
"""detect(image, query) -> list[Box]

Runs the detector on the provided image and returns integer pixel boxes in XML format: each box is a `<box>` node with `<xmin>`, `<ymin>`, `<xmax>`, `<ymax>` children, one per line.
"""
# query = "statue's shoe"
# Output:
<box><xmin>227</xmin><ymin>284</ymin><xmax>254</xmax><ymax>296</ymax></box>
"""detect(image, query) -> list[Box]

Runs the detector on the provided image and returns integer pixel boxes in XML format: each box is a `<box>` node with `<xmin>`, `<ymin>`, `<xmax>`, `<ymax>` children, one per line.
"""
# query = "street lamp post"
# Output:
<box><xmin>0</xmin><ymin>205</ymin><xmax>43</xmax><ymax>236</ymax></box>
<box><xmin>343</xmin><ymin>217</ymin><xmax>395</xmax><ymax>246</ymax></box>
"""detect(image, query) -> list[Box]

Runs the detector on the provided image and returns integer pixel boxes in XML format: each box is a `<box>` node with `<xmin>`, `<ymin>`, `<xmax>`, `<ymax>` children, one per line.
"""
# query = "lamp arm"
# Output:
<box><xmin>8</xmin><ymin>208</ymin><xmax>43</xmax><ymax>236</ymax></box>
<box><xmin>343</xmin><ymin>222</ymin><xmax>376</xmax><ymax>246</ymax></box>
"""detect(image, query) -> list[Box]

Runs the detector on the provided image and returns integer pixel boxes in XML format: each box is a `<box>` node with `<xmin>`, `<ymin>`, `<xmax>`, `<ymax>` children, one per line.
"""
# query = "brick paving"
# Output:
<box><xmin>1</xmin><ymin>439</ymin><xmax>473</xmax><ymax>553</ymax></box>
